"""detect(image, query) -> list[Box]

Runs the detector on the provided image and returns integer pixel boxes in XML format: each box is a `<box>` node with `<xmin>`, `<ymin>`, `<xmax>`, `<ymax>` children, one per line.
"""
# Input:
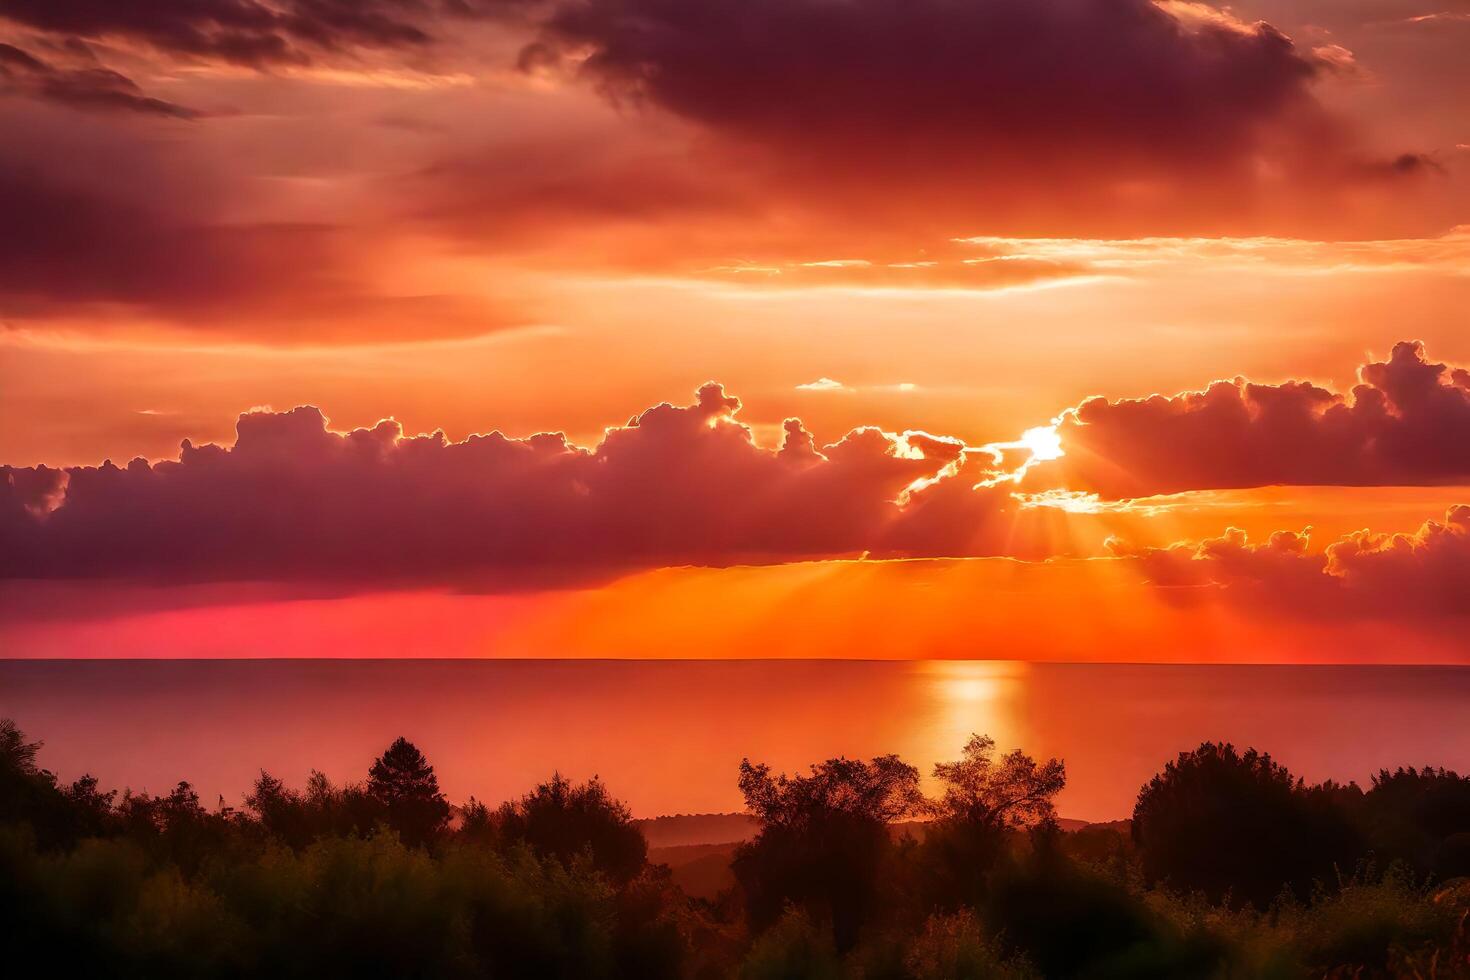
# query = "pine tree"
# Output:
<box><xmin>367</xmin><ymin>737</ymin><xmax>449</xmax><ymax>846</ymax></box>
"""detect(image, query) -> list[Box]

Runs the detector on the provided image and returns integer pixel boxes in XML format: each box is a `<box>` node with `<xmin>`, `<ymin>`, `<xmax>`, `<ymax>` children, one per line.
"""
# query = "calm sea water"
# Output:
<box><xmin>3</xmin><ymin>660</ymin><xmax>1469</xmax><ymax>822</ymax></box>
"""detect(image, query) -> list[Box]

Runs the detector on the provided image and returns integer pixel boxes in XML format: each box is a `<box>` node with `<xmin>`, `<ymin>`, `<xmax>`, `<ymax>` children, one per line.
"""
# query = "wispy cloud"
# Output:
<box><xmin>952</xmin><ymin>228</ymin><xmax>1470</xmax><ymax>276</ymax></box>
<box><xmin>795</xmin><ymin>378</ymin><xmax>850</xmax><ymax>392</ymax></box>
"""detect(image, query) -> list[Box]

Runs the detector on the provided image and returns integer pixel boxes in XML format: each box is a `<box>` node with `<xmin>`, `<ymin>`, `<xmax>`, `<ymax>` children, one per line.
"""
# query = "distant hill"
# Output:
<box><xmin>635</xmin><ymin>812</ymin><xmax>758</xmax><ymax>848</ymax></box>
<box><xmin>648</xmin><ymin>842</ymin><xmax>741</xmax><ymax>900</ymax></box>
<box><xmin>636</xmin><ymin>812</ymin><xmax>1125</xmax><ymax>849</ymax></box>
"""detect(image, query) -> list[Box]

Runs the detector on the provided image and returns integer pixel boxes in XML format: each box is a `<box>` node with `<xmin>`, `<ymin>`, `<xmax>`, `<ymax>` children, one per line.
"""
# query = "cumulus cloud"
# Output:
<box><xmin>0</xmin><ymin>383</ymin><xmax>1025</xmax><ymax>582</ymax></box>
<box><xmin>1108</xmin><ymin>506</ymin><xmax>1470</xmax><ymax>617</ymax></box>
<box><xmin>1030</xmin><ymin>340</ymin><xmax>1470</xmax><ymax>497</ymax></box>
<box><xmin>8</xmin><ymin>355</ymin><xmax>1470</xmax><ymax>606</ymax></box>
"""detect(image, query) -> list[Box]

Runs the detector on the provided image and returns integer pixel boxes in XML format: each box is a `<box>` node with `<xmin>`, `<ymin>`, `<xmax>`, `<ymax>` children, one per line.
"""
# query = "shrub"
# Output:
<box><xmin>904</xmin><ymin>910</ymin><xmax>1038</xmax><ymax>980</ymax></box>
<box><xmin>738</xmin><ymin>907</ymin><xmax>842</xmax><ymax>980</ymax></box>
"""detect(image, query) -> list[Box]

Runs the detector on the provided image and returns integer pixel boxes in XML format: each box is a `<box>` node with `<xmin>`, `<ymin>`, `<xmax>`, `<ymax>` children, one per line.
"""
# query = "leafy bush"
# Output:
<box><xmin>737</xmin><ymin>907</ymin><xmax>841</xmax><ymax>980</ymax></box>
<box><xmin>904</xmin><ymin>910</ymin><xmax>1038</xmax><ymax>980</ymax></box>
<box><xmin>1282</xmin><ymin>870</ymin><xmax>1456</xmax><ymax>975</ymax></box>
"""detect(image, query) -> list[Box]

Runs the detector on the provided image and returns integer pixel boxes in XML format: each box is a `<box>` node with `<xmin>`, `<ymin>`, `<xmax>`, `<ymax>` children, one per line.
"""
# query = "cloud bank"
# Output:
<box><xmin>1</xmin><ymin>383</ymin><xmax>1024</xmax><ymax>581</ymax></box>
<box><xmin>1109</xmin><ymin>505</ymin><xmax>1470</xmax><ymax>618</ymax></box>
<box><xmin>0</xmin><ymin>0</ymin><xmax>1456</xmax><ymax>344</ymax></box>
<box><xmin>1031</xmin><ymin>341</ymin><xmax>1470</xmax><ymax>496</ymax></box>
<box><xmin>0</xmin><ymin>0</ymin><xmax>527</xmax><ymax>339</ymax></box>
<box><xmin>7</xmin><ymin>339</ymin><xmax>1470</xmax><ymax>584</ymax></box>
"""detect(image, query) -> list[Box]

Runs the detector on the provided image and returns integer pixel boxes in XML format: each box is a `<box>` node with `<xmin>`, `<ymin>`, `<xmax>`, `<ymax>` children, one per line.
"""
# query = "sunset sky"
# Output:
<box><xmin>3</xmin><ymin>0</ymin><xmax>1469</xmax><ymax>662</ymax></box>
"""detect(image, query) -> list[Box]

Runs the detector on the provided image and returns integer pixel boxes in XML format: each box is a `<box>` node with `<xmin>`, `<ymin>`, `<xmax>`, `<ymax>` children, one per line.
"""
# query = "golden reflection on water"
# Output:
<box><xmin>909</xmin><ymin>660</ymin><xmax>1029</xmax><ymax>790</ymax></box>
<box><xmin>7</xmin><ymin>660</ymin><xmax>1470</xmax><ymax>822</ymax></box>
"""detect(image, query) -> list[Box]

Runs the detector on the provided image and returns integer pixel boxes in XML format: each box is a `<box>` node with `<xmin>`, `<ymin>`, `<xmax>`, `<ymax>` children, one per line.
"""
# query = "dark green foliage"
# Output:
<box><xmin>0</xmin><ymin>825</ymin><xmax>667</xmax><ymax>979</ymax></box>
<box><xmin>1132</xmin><ymin>742</ymin><xmax>1364</xmax><ymax>908</ymax></box>
<box><xmin>367</xmin><ymin>737</ymin><xmax>451</xmax><ymax>847</ymax></box>
<box><xmin>0</xmin><ymin>718</ymin><xmax>114</xmax><ymax>849</ymax></box>
<box><xmin>459</xmin><ymin>796</ymin><xmax>495</xmax><ymax>843</ymax></box>
<box><xmin>918</xmin><ymin>734</ymin><xmax>1066</xmax><ymax>912</ymax></box>
<box><xmin>1361</xmin><ymin>766</ymin><xmax>1470</xmax><ymax>878</ymax></box>
<box><xmin>732</xmin><ymin>753</ymin><xmax>925</xmax><ymax>952</ymax></box>
<box><xmin>4</xmin><ymin>718</ymin><xmax>1470</xmax><ymax>979</ymax></box>
<box><xmin>736</xmin><ymin>908</ymin><xmax>842</xmax><ymax>980</ymax></box>
<box><xmin>1281</xmin><ymin>870</ymin><xmax>1456</xmax><ymax>975</ymax></box>
<box><xmin>902</xmin><ymin>910</ymin><xmax>1038</xmax><ymax>980</ymax></box>
<box><xmin>244</xmin><ymin>768</ymin><xmax>386</xmax><ymax>846</ymax></box>
<box><xmin>496</xmin><ymin>774</ymin><xmax>648</xmax><ymax>885</ymax></box>
<box><xmin>985</xmin><ymin>829</ymin><xmax>1227</xmax><ymax>979</ymax></box>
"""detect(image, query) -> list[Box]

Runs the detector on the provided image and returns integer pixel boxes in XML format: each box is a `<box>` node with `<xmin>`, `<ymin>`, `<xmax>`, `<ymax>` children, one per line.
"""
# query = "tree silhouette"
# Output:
<box><xmin>0</xmin><ymin>718</ymin><xmax>61</xmax><ymax>844</ymax></box>
<box><xmin>932</xmin><ymin>734</ymin><xmax>1066</xmax><ymax>829</ymax></box>
<box><xmin>921</xmin><ymin>734</ymin><xmax>1066</xmax><ymax>911</ymax></box>
<box><xmin>1132</xmin><ymin>742</ymin><xmax>1362</xmax><ymax>907</ymax></box>
<box><xmin>1363</xmin><ymin>766</ymin><xmax>1470</xmax><ymax>878</ymax></box>
<box><xmin>246</xmin><ymin>770</ymin><xmax>315</xmax><ymax>847</ymax></box>
<box><xmin>59</xmin><ymin>773</ymin><xmax>116</xmax><ymax>839</ymax></box>
<box><xmin>460</xmin><ymin>796</ymin><xmax>495</xmax><ymax>843</ymax></box>
<box><xmin>496</xmin><ymin>773</ymin><xmax>647</xmax><ymax>884</ymax></box>
<box><xmin>0</xmin><ymin>718</ymin><xmax>115</xmax><ymax>847</ymax></box>
<box><xmin>367</xmin><ymin>737</ymin><xmax>449</xmax><ymax>847</ymax></box>
<box><xmin>4</xmin><ymin>714</ymin><xmax>1470</xmax><ymax>976</ymax></box>
<box><xmin>738</xmin><ymin>754</ymin><xmax>926</xmax><ymax>829</ymax></box>
<box><xmin>733</xmin><ymin>754</ymin><xmax>924</xmax><ymax>952</ymax></box>
<box><xmin>0</xmin><ymin>719</ymin><xmax>41</xmax><ymax>774</ymax></box>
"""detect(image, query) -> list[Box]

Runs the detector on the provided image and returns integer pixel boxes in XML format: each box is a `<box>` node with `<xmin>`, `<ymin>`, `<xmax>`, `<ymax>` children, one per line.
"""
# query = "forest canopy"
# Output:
<box><xmin>3</xmin><ymin>719</ymin><xmax>1470</xmax><ymax>978</ymax></box>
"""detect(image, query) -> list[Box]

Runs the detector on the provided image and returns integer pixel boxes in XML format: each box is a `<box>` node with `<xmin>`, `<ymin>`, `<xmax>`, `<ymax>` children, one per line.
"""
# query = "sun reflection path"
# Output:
<box><xmin>911</xmin><ymin>660</ymin><xmax>1031</xmax><ymax>792</ymax></box>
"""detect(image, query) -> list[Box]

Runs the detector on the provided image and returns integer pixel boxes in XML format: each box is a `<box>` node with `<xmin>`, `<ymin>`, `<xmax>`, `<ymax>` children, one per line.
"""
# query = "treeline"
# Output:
<box><xmin>3</xmin><ymin>721</ymin><xmax>1470</xmax><ymax>978</ymax></box>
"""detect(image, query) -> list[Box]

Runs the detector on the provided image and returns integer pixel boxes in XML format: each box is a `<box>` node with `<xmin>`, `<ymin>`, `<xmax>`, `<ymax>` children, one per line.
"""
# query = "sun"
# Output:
<box><xmin>1019</xmin><ymin>425</ymin><xmax>1064</xmax><ymax>462</ymax></box>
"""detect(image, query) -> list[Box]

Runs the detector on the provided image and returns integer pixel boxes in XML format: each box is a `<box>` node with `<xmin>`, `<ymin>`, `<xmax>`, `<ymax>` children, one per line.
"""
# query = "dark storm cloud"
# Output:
<box><xmin>528</xmin><ymin>0</ymin><xmax>1321</xmax><ymax>181</ymax></box>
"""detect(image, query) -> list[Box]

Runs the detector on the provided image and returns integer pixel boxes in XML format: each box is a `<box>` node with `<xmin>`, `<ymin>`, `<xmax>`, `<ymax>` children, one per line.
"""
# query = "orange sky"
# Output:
<box><xmin>2</xmin><ymin>0</ymin><xmax>1469</xmax><ymax>661</ymax></box>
